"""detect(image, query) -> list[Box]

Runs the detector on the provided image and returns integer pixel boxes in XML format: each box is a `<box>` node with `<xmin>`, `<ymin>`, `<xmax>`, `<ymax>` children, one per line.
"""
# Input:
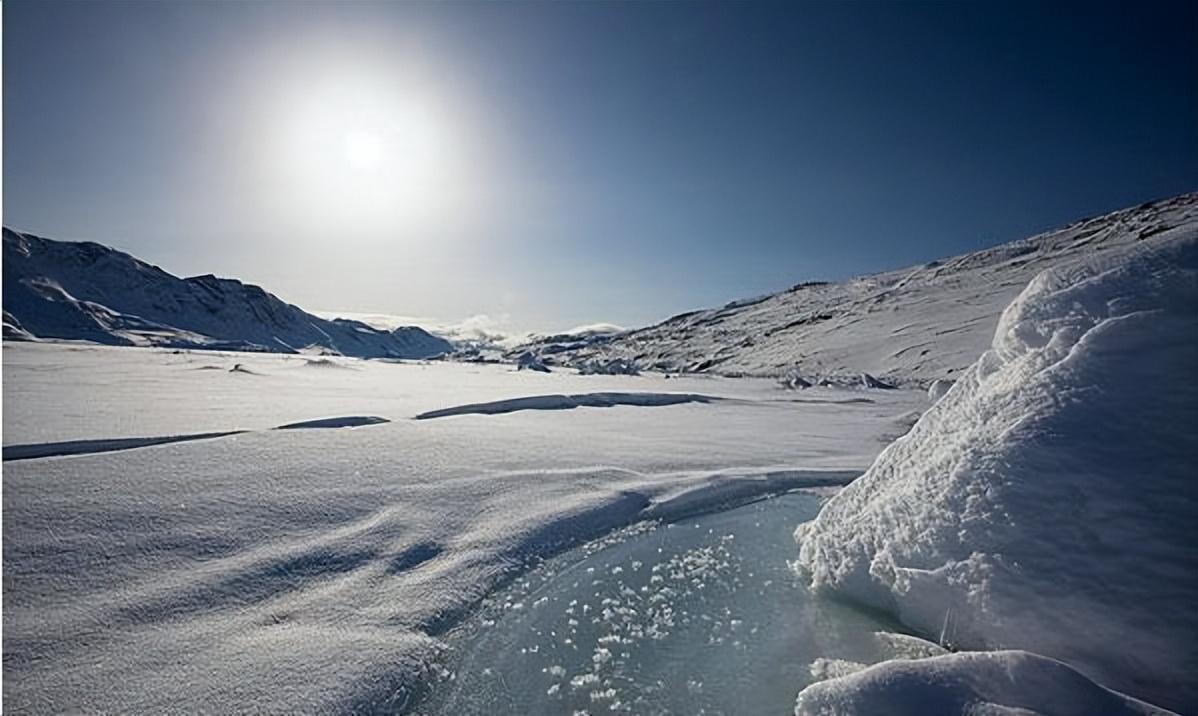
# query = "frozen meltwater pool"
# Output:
<box><xmin>417</xmin><ymin>491</ymin><xmax>940</xmax><ymax>715</ymax></box>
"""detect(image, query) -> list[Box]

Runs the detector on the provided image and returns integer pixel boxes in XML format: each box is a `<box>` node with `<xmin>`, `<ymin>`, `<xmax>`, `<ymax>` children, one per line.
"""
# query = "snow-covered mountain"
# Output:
<box><xmin>1</xmin><ymin>228</ymin><xmax>452</xmax><ymax>359</ymax></box>
<box><xmin>513</xmin><ymin>193</ymin><xmax>1198</xmax><ymax>385</ymax></box>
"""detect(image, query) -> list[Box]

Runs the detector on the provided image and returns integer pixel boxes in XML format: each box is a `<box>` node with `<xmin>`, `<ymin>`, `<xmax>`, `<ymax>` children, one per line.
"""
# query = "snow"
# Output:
<box><xmin>516</xmin><ymin>350</ymin><xmax>552</xmax><ymax>372</ymax></box>
<box><xmin>3</xmin><ymin>430</ymin><xmax>246</xmax><ymax>461</ymax></box>
<box><xmin>5</xmin><ymin>193</ymin><xmax>1196</xmax><ymax>713</ymax></box>
<box><xmin>576</xmin><ymin>357</ymin><xmax>641</xmax><ymax>376</ymax></box>
<box><xmin>794</xmin><ymin>227</ymin><xmax>1198</xmax><ymax>712</ymax></box>
<box><xmin>2</xmin><ymin>228</ymin><xmax>452</xmax><ymax>358</ymax></box>
<box><xmin>515</xmin><ymin>193</ymin><xmax>1198</xmax><ymax>384</ymax></box>
<box><xmin>926</xmin><ymin>377</ymin><xmax>954</xmax><ymax>401</ymax></box>
<box><xmin>2</xmin><ymin>343</ymin><xmax>924</xmax><ymax>713</ymax></box>
<box><xmin>274</xmin><ymin>415</ymin><xmax>391</xmax><ymax>430</ymax></box>
<box><xmin>414</xmin><ymin>392</ymin><xmax>722</xmax><ymax>420</ymax></box>
<box><xmin>795</xmin><ymin>651</ymin><xmax>1174</xmax><ymax>716</ymax></box>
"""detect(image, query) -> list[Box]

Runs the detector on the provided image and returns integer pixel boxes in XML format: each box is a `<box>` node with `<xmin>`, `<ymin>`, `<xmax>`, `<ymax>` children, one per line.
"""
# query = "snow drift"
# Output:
<box><xmin>795</xmin><ymin>651</ymin><xmax>1173</xmax><ymax>716</ymax></box>
<box><xmin>795</xmin><ymin>227</ymin><xmax>1198</xmax><ymax>712</ymax></box>
<box><xmin>2</xmin><ymin>228</ymin><xmax>452</xmax><ymax>359</ymax></box>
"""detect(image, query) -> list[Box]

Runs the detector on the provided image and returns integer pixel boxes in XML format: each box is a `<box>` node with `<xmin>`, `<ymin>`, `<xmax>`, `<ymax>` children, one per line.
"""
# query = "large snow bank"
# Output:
<box><xmin>795</xmin><ymin>650</ymin><xmax>1174</xmax><ymax>716</ymax></box>
<box><xmin>795</xmin><ymin>229</ymin><xmax>1198</xmax><ymax>712</ymax></box>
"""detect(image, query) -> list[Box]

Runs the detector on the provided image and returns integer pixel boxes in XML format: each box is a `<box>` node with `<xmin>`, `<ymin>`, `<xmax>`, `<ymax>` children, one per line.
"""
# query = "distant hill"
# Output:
<box><xmin>2</xmin><ymin>228</ymin><xmax>452</xmax><ymax>359</ymax></box>
<box><xmin>511</xmin><ymin>193</ymin><xmax>1198</xmax><ymax>385</ymax></box>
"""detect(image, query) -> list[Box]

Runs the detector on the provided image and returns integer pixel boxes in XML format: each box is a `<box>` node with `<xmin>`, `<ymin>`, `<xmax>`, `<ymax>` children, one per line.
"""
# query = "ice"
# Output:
<box><xmin>795</xmin><ymin>651</ymin><xmax>1175</xmax><ymax>716</ymax></box>
<box><xmin>925</xmin><ymin>377</ymin><xmax>954</xmax><ymax>402</ymax></box>
<box><xmin>858</xmin><ymin>373</ymin><xmax>894</xmax><ymax>389</ymax></box>
<box><xmin>421</xmin><ymin>492</ymin><xmax>936</xmax><ymax>715</ymax></box>
<box><xmin>795</xmin><ymin>228</ymin><xmax>1198</xmax><ymax>712</ymax></box>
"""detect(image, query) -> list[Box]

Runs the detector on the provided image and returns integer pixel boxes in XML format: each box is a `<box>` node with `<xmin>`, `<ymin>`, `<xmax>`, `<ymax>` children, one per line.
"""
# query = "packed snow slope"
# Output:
<box><xmin>795</xmin><ymin>226</ymin><xmax>1198</xmax><ymax>712</ymax></box>
<box><xmin>2</xmin><ymin>345</ymin><xmax>925</xmax><ymax>713</ymax></box>
<box><xmin>1</xmin><ymin>228</ymin><xmax>451</xmax><ymax>358</ymax></box>
<box><xmin>514</xmin><ymin>193</ymin><xmax>1198</xmax><ymax>384</ymax></box>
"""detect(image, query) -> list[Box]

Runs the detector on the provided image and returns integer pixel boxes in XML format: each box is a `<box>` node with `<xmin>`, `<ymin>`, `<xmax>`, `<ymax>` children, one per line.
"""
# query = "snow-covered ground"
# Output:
<box><xmin>515</xmin><ymin>193</ymin><xmax>1198</xmax><ymax>385</ymax></box>
<box><xmin>794</xmin><ymin>226</ymin><xmax>1198</xmax><ymax>713</ymax></box>
<box><xmin>2</xmin><ymin>343</ymin><xmax>923</xmax><ymax>713</ymax></box>
<box><xmin>5</xmin><ymin>195</ymin><xmax>1196</xmax><ymax>715</ymax></box>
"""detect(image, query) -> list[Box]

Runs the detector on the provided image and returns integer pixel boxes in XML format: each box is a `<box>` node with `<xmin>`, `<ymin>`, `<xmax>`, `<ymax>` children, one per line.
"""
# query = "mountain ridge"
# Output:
<box><xmin>2</xmin><ymin>228</ymin><xmax>452</xmax><ymax>359</ymax></box>
<box><xmin>510</xmin><ymin>192</ymin><xmax>1198</xmax><ymax>385</ymax></box>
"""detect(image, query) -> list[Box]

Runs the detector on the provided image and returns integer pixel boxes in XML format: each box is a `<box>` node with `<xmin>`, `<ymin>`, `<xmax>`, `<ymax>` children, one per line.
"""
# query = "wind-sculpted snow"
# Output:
<box><xmin>1</xmin><ymin>227</ymin><xmax>452</xmax><ymax>359</ymax></box>
<box><xmin>514</xmin><ymin>192</ymin><xmax>1198</xmax><ymax>384</ymax></box>
<box><xmin>2</xmin><ymin>416</ymin><xmax>391</xmax><ymax>461</ymax></box>
<box><xmin>275</xmin><ymin>415</ymin><xmax>391</xmax><ymax>430</ymax></box>
<box><xmin>2</xmin><ymin>431</ymin><xmax>246</xmax><ymax>461</ymax></box>
<box><xmin>2</xmin><ymin>352</ymin><xmax>924</xmax><ymax>713</ymax></box>
<box><xmin>795</xmin><ymin>651</ymin><xmax>1175</xmax><ymax>716</ymax></box>
<box><xmin>795</xmin><ymin>227</ymin><xmax>1198</xmax><ymax>712</ymax></box>
<box><xmin>414</xmin><ymin>391</ymin><xmax>722</xmax><ymax>419</ymax></box>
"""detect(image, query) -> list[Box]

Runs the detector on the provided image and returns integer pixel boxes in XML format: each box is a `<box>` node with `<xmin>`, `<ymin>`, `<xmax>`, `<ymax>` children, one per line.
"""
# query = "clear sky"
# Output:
<box><xmin>4</xmin><ymin>1</ymin><xmax>1196</xmax><ymax>333</ymax></box>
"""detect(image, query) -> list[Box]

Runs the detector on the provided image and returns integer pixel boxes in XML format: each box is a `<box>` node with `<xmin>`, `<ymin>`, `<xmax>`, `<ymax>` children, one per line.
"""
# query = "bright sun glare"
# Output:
<box><xmin>341</xmin><ymin>129</ymin><xmax>383</xmax><ymax>170</ymax></box>
<box><xmin>261</xmin><ymin>61</ymin><xmax>472</xmax><ymax>236</ymax></box>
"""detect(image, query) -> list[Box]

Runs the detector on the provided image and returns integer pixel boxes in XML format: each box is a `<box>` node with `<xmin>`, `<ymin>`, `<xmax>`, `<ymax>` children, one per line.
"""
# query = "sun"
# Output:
<box><xmin>262</xmin><ymin>64</ymin><xmax>470</xmax><ymax>233</ymax></box>
<box><xmin>342</xmin><ymin>129</ymin><xmax>383</xmax><ymax>170</ymax></box>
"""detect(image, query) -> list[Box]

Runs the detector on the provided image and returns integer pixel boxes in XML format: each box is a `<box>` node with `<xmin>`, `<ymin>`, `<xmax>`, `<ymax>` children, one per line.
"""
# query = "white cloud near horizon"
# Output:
<box><xmin>313</xmin><ymin>310</ymin><xmax>623</xmax><ymax>347</ymax></box>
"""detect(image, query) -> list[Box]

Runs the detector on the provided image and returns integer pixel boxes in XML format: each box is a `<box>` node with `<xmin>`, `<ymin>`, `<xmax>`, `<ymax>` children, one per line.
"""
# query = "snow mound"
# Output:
<box><xmin>300</xmin><ymin>357</ymin><xmax>356</xmax><ymax>369</ymax></box>
<box><xmin>2</xmin><ymin>431</ymin><xmax>245</xmax><ymax>461</ymax></box>
<box><xmin>577</xmin><ymin>357</ymin><xmax>641</xmax><ymax>376</ymax></box>
<box><xmin>859</xmin><ymin>373</ymin><xmax>894</xmax><ymax>389</ymax></box>
<box><xmin>779</xmin><ymin>370</ymin><xmax>813</xmax><ymax>390</ymax></box>
<box><xmin>926</xmin><ymin>378</ymin><xmax>954</xmax><ymax>402</ymax></box>
<box><xmin>795</xmin><ymin>650</ymin><xmax>1174</xmax><ymax>716</ymax></box>
<box><xmin>795</xmin><ymin>228</ymin><xmax>1198</xmax><ymax>712</ymax></box>
<box><xmin>515</xmin><ymin>351</ymin><xmax>551</xmax><ymax>372</ymax></box>
<box><xmin>414</xmin><ymin>392</ymin><xmax>721</xmax><ymax>419</ymax></box>
<box><xmin>275</xmin><ymin>416</ymin><xmax>391</xmax><ymax>430</ymax></box>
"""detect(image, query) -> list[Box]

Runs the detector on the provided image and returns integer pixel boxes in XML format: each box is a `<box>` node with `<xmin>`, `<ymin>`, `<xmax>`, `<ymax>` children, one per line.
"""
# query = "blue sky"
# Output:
<box><xmin>4</xmin><ymin>0</ymin><xmax>1196</xmax><ymax>333</ymax></box>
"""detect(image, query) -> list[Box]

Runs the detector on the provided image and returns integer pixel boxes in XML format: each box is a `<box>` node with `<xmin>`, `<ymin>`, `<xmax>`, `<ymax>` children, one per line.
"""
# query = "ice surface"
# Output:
<box><xmin>795</xmin><ymin>227</ymin><xmax>1198</xmax><ymax>712</ymax></box>
<box><xmin>795</xmin><ymin>650</ymin><xmax>1174</xmax><ymax>716</ymax></box>
<box><xmin>422</xmin><ymin>492</ymin><xmax>938</xmax><ymax>716</ymax></box>
<box><xmin>2</xmin><ymin>346</ymin><xmax>923</xmax><ymax>712</ymax></box>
